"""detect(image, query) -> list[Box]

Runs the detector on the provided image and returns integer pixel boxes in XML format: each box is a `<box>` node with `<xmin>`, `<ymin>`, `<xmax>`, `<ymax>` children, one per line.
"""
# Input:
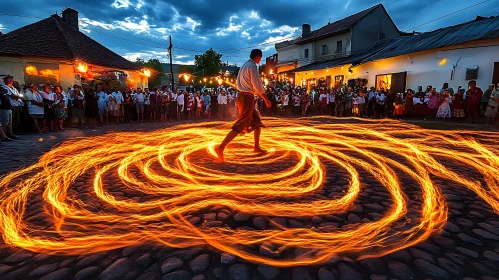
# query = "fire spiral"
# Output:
<box><xmin>0</xmin><ymin>118</ymin><xmax>498</xmax><ymax>267</ymax></box>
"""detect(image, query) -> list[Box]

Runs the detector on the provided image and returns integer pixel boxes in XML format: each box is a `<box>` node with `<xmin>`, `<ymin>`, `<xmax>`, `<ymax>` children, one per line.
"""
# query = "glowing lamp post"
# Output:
<box><xmin>143</xmin><ymin>69</ymin><xmax>151</xmax><ymax>77</ymax></box>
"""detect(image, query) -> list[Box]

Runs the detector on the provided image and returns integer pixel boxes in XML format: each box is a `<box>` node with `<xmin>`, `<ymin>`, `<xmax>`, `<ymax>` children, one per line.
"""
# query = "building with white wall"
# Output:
<box><xmin>292</xmin><ymin>15</ymin><xmax>499</xmax><ymax>93</ymax></box>
<box><xmin>0</xmin><ymin>8</ymin><xmax>148</xmax><ymax>90</ymax></box>
<box><xmin>275</xmin><ymin>4</ymin><xmax>400</xmax><ymax>73</ymax></box>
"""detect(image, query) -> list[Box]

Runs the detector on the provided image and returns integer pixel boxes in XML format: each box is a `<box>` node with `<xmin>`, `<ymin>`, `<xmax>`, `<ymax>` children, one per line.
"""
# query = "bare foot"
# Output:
<box><xmin>253</xmin><ymin>148</ymin><xmax>268</xmax><ymax>154</ymax></box>
<box><xmin>214</xmin><ymin>145</ymin><xmax>224</xmax><ymax>162</ymax></box>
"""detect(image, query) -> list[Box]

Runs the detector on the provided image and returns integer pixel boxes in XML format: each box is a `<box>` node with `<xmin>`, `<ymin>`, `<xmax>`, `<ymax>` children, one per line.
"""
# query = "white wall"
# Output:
<box><xmin>295</xmin><ymin>39</ymin><xmax>499</xmax><ymax>91</ymax></box>
<box><xmin>277</xmin><ymin>45</ymin><xmax>300</xmax><ymax>64</ymax></box>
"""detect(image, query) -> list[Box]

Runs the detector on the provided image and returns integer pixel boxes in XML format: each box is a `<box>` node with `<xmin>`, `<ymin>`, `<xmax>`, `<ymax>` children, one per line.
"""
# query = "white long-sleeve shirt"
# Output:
<box><xmin>237</xmin><ymin>59</ymin><xmax>265</xmax><ymax>96</ymax></box>
<box><xmin>218</xmin><ymin>94</ymin><xmax>228</xmax><ymax>104</ymax></box>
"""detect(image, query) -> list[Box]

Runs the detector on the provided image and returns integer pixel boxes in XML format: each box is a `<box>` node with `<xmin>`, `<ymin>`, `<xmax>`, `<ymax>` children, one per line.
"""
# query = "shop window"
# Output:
<box><xmin>24</xmin><ymin>63</ymin><xmax>59</xmax><ymax>85</ymax></box>
<box><xmin>321</xmin><ymin>45</ymin><xmax>328</xmax><ymax>55</ymax></box>
<box><xmin>336</xmin><ymin>41</ymin><xmax>343</xmax><ymax>53</ymax></box>
<box><xmin>376</xmin><ymin>72</ymin><xmax>407</xmax><ymax>94</ymax></box>
<box><xmin>304</xmin><ymin>48</ymin><xmax>309</xmax><ymax>58</ymax></box>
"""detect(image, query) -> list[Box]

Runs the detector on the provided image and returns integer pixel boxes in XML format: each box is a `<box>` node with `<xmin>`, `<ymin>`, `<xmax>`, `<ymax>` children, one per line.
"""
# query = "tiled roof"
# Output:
<box><xmin>297</xmin><ymin>4</ymin><xmax>382</xmax><ymax>44</ymax></box>
<box><xmin>357</xmin><ymin>15</ymin><xmax>499</xmax><ymax>64</ymax></box>
<box><xmin>293</xmin><ymin>16</ymin><xmax>499</xmax><ymax>72</ymax></box>
<box><xmin>0</xmin><ymin>15</ymin><xmax>139</xmax><ymax>71</ymax></box>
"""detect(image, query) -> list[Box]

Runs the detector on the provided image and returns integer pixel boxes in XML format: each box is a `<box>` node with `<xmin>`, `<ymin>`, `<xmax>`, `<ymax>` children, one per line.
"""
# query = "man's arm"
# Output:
<box><xmin>250</xmin><ymin>64</ymin><xmax>266</xmax><ymax>99</ymax></box>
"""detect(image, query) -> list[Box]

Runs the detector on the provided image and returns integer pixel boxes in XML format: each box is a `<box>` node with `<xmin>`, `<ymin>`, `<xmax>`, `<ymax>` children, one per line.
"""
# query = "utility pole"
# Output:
<box><xmin>169</xmin><ymin>35</ymin><xmax>174</xmax><ymax>91</ymax></box>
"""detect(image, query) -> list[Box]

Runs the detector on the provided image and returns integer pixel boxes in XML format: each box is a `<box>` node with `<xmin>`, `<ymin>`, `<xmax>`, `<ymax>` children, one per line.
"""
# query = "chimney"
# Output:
<box><xmin>62</xmin><ymin>8</ymin><xmax>79</xmax><ymax>31</ymax></box>
<box><xmin>302</xmin><ymin>24</ymin><xmax>311</xmax><ymax>37</ymax></box>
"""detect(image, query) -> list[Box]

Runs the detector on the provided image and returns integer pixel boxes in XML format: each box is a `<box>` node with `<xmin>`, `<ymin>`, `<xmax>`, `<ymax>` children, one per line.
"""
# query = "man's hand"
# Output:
<box><xmin>264</xmin><ymin>98</ymin><xmax>272</xmax><ymax>108</ymax></box>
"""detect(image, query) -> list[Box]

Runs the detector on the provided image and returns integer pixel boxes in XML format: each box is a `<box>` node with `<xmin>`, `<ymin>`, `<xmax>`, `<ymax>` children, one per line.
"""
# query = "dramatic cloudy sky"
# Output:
<box><xmin>1</xmin><ymin>0</ymin><xmax>497</xmax><ymax>65</ymax></box>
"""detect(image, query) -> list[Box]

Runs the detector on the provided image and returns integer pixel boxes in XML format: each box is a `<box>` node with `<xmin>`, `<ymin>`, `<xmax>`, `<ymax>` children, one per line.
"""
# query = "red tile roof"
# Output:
<box><xmin>297</xmin><ymin>4</ymin><xmax>382</xmax><ymax>44</ymax></box>
<box><xmin>0</xmin><ymin>15</ymin><xmax>139</xmax><ymax>71</ymax></box>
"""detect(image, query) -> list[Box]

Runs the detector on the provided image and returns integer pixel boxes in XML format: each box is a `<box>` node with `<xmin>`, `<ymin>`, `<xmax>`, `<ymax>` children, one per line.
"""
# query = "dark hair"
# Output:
<box><xmin>250</xmin><ymin>49</ymin><xmax>263</xmax><ymax>59</ymax></box>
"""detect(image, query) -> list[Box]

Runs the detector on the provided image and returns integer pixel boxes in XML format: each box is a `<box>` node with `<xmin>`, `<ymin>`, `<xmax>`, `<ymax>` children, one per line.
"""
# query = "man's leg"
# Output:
<box><xmin>253</xmin><ymin>127</ymin><xmax>265</xmax><ymax>152</ymax></box>
<box><xmin>215</xmin><ymin>129</ymin><xmax>239</xmax><ymax>162</ymax></box>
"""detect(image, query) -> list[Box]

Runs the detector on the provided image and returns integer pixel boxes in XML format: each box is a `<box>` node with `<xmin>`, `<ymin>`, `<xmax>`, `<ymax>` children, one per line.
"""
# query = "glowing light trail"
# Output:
<box><xmin>0</xmin><ymin>118</ymin><xmax>498</xmax><ymax>267</ymax></box>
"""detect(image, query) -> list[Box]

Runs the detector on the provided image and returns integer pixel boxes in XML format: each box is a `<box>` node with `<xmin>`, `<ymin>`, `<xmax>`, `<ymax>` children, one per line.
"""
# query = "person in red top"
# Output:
<box><xmin>465</xmin><ymin>80</ymin><xmax>483</xmax><ymax>123</ymax></box>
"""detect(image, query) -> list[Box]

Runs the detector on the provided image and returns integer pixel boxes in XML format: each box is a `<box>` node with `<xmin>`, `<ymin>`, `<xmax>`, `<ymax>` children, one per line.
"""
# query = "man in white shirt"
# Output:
<box><xmin>134</xmin><ymin>88</ymin><xmax>145</xmax><ymax>122</ymax></box>
<box><xmin>177</xmin><ymin>90</ymin><xmax>185</xmax><ymax>120</ymax></box>
<box><xmin>214</xmin><ymin>49</ymin><xmax>271</xmax><ymax>162</ymax></box>
<box><xmin>112</xmin><ymin>86</ymin><xmax>124</xmax><ymax>123</ymax></box>
<box><xmin>367</xmin><ymin>87</ymin><xmax>378</xmax><ymax>118</ymax></box>
<box><xmin>282</xmin><ymin>91</ymin><xmax>289</xmax><ymax>115</ymax></box>
<box><xmin>2</xmin><ymin>76</ymin><xmax>23</xmax><ymax>136</ymax></box>
<box><xmin>218</xmin><ymin>89</ymin><xmax>228</xmax><ymax>119</ymax></box>
<box><xmin>375</xmin><ymin>91</ymin><xmax>386</xmax><ymax>118</ymax></box>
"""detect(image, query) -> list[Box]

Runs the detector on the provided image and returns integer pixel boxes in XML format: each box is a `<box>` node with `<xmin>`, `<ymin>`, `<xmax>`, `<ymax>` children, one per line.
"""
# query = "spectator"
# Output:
<box><xmin>328</xmin><ymin>89</ymin><xmax>336</xmax><ymax>116</ymax></box>
<box><xmin>319</xmin><ymin>89</ymin><xmax>328</xmax><ymax>115</ymax></box>
<box><xmin>196</xmin><ymin>91</ymin><xmax>203</xmax><ymax>120</ymax></box>
<box><xmin>426</xmin><ymin>89</ymin><xmax>440</xmax><ymax>120</ymax></box>
<box><xmin>53</xmin><ymin>86</ymin><xmax>67</xmax><ymax>130</ymax></box>
<box><xmin>358</xmin><ymin>90</ymin><xmax>366</xmax><ymax>117</ymax></box>
<box><xmin>282</xmin><ymin>90</ymin><xmax>289</xmax><ymax>116</ymax></box>
<box><xmin>2</xmin><ymin>76</ymin><xmax>23</xmax><ymax>134</ymax></box>
<box><xmin>440</xmin><ymin>82</ymin><xmax>454</xmax><ymax>95</ymax></box>
<box><xmin>465</xmin><ymin>80</ymin><xmax>483</xmax><ymax>124</ymax></box>
<box><xmin>292</xmin><ymin>92</ymin><xmax>301</xmax><ymax>116</ymax></box>
<box><xmin>0</xmin><ymin>86</ymin><xmax>15</xmax><ymax>141</ymax></box>
<box><xmin>301</xmin><ymin>91</ymin><xmax>311</xmax><ymax>117</ymax></box>
<box><xmin>40</xmin><ymin>84</ymin><xmax>56</xmax><ymax>132</ymax></box>
<box><xmin>218</xmin><ymin>89</ymin><xmax>228</xmax><ymax>119</ymax></box>
<box><xmin>484</xmin><ymin>83</ymin><xmax>499</xmax><ymax>126</ymax></box>
<box><xmin>452</xmin><ymin>89</ymin><xmax>466</xmax><ymax>122</ymax></box>
<box><xmin>415</xmin><ymin>86</ymin><xmax>425</xmax><ymax>98</ymax></box>
<box><xmin>123</xmin><ymin>88</ymin><xmax>134</xmax><ymax>123</ymax></box>
<box><xmin>134</xmin><ymin>88</ymin><xmax>145</xmax><ymax>122</ymax></box>
<box><xmin>403</xmin><ymin>89</ymin><xmax>416</xmax><ymax>117</ymax></box>
<box><xmin>335</xmin><ymin>90</ymin><xmax>345</xmax><ymax>117</ymax></box>
<box><xmin>187</xmin><ymin>92</ymin><xmax>195</xmax><ymax>120</ymax></box>
<box><xmin>95</xmin><ymin>85</ymin><xmax>107</xmax><ymax>126</ymax></box>
<box><xmin>393</xmin><ymin>93</ymin><xmax>404</xmax><ymax>119</ymax></box>
<box><xmin>112</xmin><ymin>86</ymin><xmax>124</xmax><ymax>124</ymax></box>
<box><xmin>177</xmin><ymin>90</ymin><xmax>185</xmax><ymax>120</ymax></box>
<box><xmin>203</xmin><ymin>91</ymin><xmax>211</xmax><ymax>119</ymax></box>
<box><xmin>375</xmin><ymin>91</ymin><xmax>385</xmax><ymax>118</ymax></box>
<box><xmin>344</xmin><ymin>90</ymin><xmax>353</xmax><ymax>117</ymax></box>
<box><xmin>158</xmin><ymin>91</ymin><xmax>168</xmax><ymax>122</ymax></box>
<box><xmin>70</xmin><ymin>85</ymin><xmax>85</xmax><ymax>128</ymax></box>
<box><xmin>170</xmin><ymin>90</ymin><xmax>178</xmax><ymax>121</ymax></box>
<box><xmin>481</xmin><ymin>84</ymin><xmax>494</xmax><ymax>116</ymax></box>
<box><xmin>149</xmin><ymin>88</ymin><xmax>158</xmax><ymax>122</ymax></box>
<box><xmin>24</xmin><ymin>84</ymin><xmax>44</xmax><ymax>133</ymax></box>
<box><xmin>84</xmin><ymin>88</ymin><xmax>98</xmax><ymax>128</ymax></box>
<box><xmin>436</xmin><ymin>90</ymin><xmax>451</xmax><ymax>121</ymax></box>
<box><xmin>367</xmin><ymin>87</ymin><xmax>377</xmax><ymax>117</ymax></box>
<box><xmin>107</xmin><ymin>93</ymin><xmax>120</xmax><ymax>125</ymax></box>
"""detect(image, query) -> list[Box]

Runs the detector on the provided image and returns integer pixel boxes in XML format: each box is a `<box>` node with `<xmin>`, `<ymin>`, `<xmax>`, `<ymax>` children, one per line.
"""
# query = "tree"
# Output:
<box><xmin>134</xmin><ymin>58</ymin><xmax>163</xmax><ymax>88</ymax></box>
<box><xmin>194</xmin><ymin>48</ymin><xmax>223</xmax><ymax>77</ymax></box>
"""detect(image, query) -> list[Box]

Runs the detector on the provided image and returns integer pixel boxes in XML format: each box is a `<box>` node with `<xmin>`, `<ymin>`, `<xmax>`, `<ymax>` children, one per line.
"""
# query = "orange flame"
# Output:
<box><xmin>0</xmin><ymin>118</ymin><xmax>498</xmax><ymax>267</ymax></box>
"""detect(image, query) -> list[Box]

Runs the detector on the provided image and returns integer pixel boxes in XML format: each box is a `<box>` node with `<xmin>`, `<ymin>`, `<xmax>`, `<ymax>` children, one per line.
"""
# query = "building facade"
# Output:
<box><xmin>275</xmin><ymin>4</ymin><xmax>400</xmax><ymax>71</ymax></box>
<box><xmin>0</xmin><ymin>8</ymin><xmax>148</xmax><ymax>90</ymax></box>
<box><xmin>293</xmin><ymin>15</ymin><xmax>499</xmax><ymax>92</ymax></box>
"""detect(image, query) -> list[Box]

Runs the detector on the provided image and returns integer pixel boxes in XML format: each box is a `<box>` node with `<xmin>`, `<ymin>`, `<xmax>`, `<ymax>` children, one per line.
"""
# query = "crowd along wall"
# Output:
<box><xmin>294</xmin><ymin>38</ymin><xmax>499</xmax><ymax>92</ymax></box>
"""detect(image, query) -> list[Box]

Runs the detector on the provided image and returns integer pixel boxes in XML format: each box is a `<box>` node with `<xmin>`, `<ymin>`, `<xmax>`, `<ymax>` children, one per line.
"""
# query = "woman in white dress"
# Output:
<box><xmin>436</xmin><ymin>90</ymin><xmax>451</xmax><ymax>121</ymax></box>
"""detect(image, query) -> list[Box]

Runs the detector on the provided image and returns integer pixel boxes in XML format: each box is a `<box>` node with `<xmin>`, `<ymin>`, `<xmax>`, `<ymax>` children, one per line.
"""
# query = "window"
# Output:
<box><xmin>336</xmin><ymin>40</ymin><xmax>343</xmax><ymax>53</ymax></box>
<box><xmin>321</xmin><ymin>45</ymin><xmax>328</xmax><ymax>55</ymax></box>
<box><xmin>304</xmin><ymin>48</ymin><xmax>309</xmax><ymax>58</ymax></box>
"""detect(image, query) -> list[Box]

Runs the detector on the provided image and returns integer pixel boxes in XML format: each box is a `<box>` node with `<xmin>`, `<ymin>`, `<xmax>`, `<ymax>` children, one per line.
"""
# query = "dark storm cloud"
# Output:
<box><xmin>0</xmin><ymin>0</ymin><xmax>497</xmax><ymax>65</ymax></box>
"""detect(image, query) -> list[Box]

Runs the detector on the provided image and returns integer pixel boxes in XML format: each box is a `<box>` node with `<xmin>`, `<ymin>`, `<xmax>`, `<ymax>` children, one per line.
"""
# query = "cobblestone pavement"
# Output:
<box><xmin>0</xmin><ymin>118</ymin><xmax>498</xmax><ymax>280</ymax></box>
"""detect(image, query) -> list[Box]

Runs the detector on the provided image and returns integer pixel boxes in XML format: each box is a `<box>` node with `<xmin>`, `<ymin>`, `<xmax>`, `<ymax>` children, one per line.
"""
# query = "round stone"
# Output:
<box><xmin>161</xmin><ymin>257</ymin><xmax>183</xmax><ymax>274</ymax></box>
<box><xmin>258</xmin><ymin>264</ymin><xmax>280</xmax><ymax>280</ymax></box>
<box><xmin>228</xmin><ymin>264</ymin><xmax>250</xmax><ymax>280</ymax></box>
<box><xmin>189</xmin><ymin>254</ymin><xmax>210</xmax><ymax>273</ymax></box>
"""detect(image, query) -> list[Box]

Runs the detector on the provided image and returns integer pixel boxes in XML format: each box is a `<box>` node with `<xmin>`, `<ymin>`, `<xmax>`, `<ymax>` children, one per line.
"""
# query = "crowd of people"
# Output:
<box><xmin>0</xmin><ymin>75</ymin><xmax>241</xmax><ymax>141</ymax></box>
<box><xmin>254</xmin><ymin>80</ymin><xmax>499</xmax><ymax>126</ymax></box>
<box><xmin>1</xmin><ymin>74</ymin><xmax>498</xmax><ymax>142</ymax></box>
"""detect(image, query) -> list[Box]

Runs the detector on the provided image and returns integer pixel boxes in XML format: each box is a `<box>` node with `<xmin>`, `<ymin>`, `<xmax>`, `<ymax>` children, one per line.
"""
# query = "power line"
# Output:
<box><xmin>403</xmin><ymin>0</ymin><xmax>490</xmax><ymax>32</ymax></box>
